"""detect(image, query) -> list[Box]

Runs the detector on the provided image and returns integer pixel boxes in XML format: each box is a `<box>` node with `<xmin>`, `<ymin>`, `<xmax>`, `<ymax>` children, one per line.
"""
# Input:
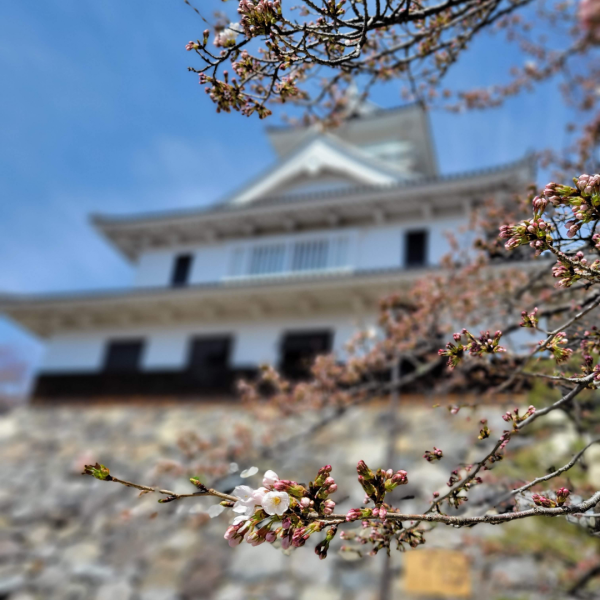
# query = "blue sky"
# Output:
<box><xmin>0</xmin><ymin>2</ymin><xmax>572</xmax><ymax>383</ymax></box>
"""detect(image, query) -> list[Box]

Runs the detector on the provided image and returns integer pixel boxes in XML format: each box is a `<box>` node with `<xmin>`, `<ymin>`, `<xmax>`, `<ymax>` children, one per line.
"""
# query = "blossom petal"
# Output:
<box><xmin>232</xmin><ymin>500</ymin><xmax>254</xmax><ymax>515</ymax></box>
<box><xmin>240</xmin><ymin>466</ymin><xmax>259</xmax><ymax>478</ymax></box>
<box><xmin>208</xmin><ymin>504</ymin><xmax>225</xmax><ymax>518</ymax></box>
<box><xmin>232</xmin><ymin>514</ymin><xmax>250</xmax><ymax>526</ymax></box>
<box><xmin>233</xmin><ymin>485</ymin><xmax>254</xmax><ymax>501</ymax></box>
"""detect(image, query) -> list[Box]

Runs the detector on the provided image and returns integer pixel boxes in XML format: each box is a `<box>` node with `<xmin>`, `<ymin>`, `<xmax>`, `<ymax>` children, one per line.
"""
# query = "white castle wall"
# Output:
<box><xmin>132</xmin><ymin>217</ymin><xmax>466</xmax><ymax>288</ymax></box>
<box><xmin>41</xmin><ymin>314</ymin><xmax>367</xmax><ymax>373</ymax></box>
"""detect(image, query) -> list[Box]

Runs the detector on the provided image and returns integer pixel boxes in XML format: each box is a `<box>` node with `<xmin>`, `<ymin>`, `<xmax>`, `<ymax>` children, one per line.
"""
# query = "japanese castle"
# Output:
<box><xmin>0</xmin><ymin>103</ymin><xmax>532</xmax><ymax>401</ymax></box>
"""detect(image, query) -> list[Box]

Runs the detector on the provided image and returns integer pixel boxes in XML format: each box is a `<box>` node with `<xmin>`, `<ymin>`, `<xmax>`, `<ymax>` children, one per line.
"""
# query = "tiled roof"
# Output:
<box><xmin>92</xmin><ymin>155</ymin><xmax>534</xmax><ymax>226</ymax></box>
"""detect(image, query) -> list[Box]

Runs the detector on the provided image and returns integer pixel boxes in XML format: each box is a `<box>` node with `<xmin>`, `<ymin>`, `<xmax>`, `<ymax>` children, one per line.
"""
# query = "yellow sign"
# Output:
<box><xmin>403</xmin><ymin>549</ymin><xmax>471</xmax><ymax>598</ymax></box>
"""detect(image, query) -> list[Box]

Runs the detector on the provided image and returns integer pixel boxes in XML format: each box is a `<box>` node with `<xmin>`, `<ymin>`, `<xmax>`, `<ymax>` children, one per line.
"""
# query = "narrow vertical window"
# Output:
<box><xmin>103</xmin><ymin>340</ymin><xmax>144</xmax><ymax>372</ymax></box>
<box><xmin>171</xmin><ymin>254</ymin><xmax>193</xmax><ymax>287</ymax></box>
<box><xmin>405</xmin><ymin>231</ymin><xmax>428</xmax><ymax>268</ymax></box>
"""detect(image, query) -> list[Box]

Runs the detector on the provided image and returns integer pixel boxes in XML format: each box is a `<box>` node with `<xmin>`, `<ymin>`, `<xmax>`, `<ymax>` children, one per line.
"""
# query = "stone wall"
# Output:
<box><xmin>0</xmin><ymin>403</ymin><xmax>593</xmax><ymax>600</ymax></box>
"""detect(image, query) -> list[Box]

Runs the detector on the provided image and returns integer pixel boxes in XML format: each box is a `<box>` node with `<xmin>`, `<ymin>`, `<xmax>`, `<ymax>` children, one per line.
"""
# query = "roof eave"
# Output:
<box><xmin>92</xmin><ymin>156</ymin><xmax>534</xmax><ymax>261</ymax></box>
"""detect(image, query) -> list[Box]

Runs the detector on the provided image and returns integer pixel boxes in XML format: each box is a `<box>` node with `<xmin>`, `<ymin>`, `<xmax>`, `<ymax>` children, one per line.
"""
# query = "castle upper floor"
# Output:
<box><xmin>89</xmin><ymin>105</ymin><xmax>532</xmax><ymax>291</ymax></box>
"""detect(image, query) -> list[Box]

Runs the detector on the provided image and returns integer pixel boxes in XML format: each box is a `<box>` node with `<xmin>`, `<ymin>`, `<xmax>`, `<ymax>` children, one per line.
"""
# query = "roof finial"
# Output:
<box><xmin>343</xmin><ymin>81</ymin><xmax>377</xmax><ymax>118</ymax></box>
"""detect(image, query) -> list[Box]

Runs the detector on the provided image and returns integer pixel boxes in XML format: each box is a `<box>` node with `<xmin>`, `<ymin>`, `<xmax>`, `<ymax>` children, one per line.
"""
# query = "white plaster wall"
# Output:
<box><xmin>356</xmin><ymin>225</ymin><xmax>403</xmax><ymax>271</ymax></box>
<box><xmin>356</xmin><ymin>215</ymin><xmax>467</xmax><ymax>271</ymax></box>
<box><xmin>134</xmin><ymin>251</ymin><xmax>175</xmax><ymax>288</ymax></box>
<box><xmin>134</xmin><ymin>243</ymin><xmax>230</xmax><ymax>288</ymax></box>
<box><xmin>190</xmin><ymin>244</ymin><xmax>229</xmax><ymax>285</ymax></box>
<box><xmin>429</xmin><ymin>216</ymin><xmax>471</xmax><ymax>264</ymax></box>
<box><xmin>40</xmin><ymin>314</ymin><xmax>367</xmax><ymax>373</ymax></box>
<box><xmin>43</xmin><ymin>334</ymin><xmax>108</xmax><ymax>372</ymax></box>
<box><xmin>132</xmin><ymin>216</ymin><xmax>470</xmax><ymax>288</ymax></box>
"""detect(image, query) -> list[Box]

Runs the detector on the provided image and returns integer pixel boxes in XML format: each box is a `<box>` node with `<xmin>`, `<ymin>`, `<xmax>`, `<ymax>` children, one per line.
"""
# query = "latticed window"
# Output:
<box><xmin>229</xmin><ymin>236</ymin><xmax>350</xmax><ymax>278</ymax></box>
<box><xmin>291</xmin><ymin>239</ymin><xmax>329</xmax><ymax>271</ymax></box>
<box><xmin>248</xmin><ymin>244</ymin><xmax>286</xmax><ymax>275</ymax></box>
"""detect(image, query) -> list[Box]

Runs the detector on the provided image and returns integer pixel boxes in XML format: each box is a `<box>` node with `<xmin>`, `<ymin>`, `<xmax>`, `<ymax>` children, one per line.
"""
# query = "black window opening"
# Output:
<box><xmin>186</xmin><ymin>336</ymin><xmax>233</xmax><ymax>389</ymax></box>
<box><xmin>405</xmin><ymin>230</ymin><xmax>428</xmax><ymax>268</ymax></box>
<box><xmin>103</xmin><ymin>339</ymin><xmax>145</xmax><ymax>373</ymax></box>
<box><xmin>171</xmin><ymin>254</ymin><xmax>193</xmax><ymax>287</ymax></box>
<box><xmin>280</xmin><ymin>330</ymin><xmax>333</xmax><ymax>379</ymax></box>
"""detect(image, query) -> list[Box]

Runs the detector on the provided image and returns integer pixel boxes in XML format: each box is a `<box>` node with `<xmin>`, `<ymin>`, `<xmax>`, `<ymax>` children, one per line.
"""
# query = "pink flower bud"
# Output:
<box><xmin>265</xmin><ymin>531</ymin><xmax>277</xmax><ymax>543</ymax></box>
<box><xmin>346</xmin><ymin>508</ymin><xmax>363</xmax><ymax>522</ymax></box>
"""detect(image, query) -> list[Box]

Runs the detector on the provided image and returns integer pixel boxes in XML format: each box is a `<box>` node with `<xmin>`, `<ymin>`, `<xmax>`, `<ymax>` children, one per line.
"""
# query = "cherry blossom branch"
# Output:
<box><xmin>320</xmin><ymin>491</ymin><xmax>600</xmax><ymax>526</ymax></box>
<box><xmin>82</xmin><ymin>464</ymin><xmax>237</xmax><ymax>504</ymax></box>
<box><xmin>488</xmin><ymin>438</ymin><xmax>600</xmax><ymax>510</ymax></box>
<box><xmin>83</xmin><ymin>464</ymin><xmax>600</xmax><ymax>528</ymax></box>
<box><xmin>184</xmin><ymin>0</ymin><xmax>538</xmax><ymax>120</ymax></box>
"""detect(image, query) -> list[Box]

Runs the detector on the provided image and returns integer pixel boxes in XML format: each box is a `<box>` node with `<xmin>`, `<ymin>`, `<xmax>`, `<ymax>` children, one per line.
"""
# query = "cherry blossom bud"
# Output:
<box><xmin>556</xmin><ymin>487</ymin><xmax>570</xmax><ymax>505</ymax></box>
<box><xmin>262</xmin><ymin>469</ymin><xmax>279</xmax><ymax>489</ymax></box>
<box><xmin>532</xmin><ymin>493</ymin><xmax>555</xmax><ymax>508</ymax></box>
<box><xmin>423</xmin><ymin>447</ymin><xmax>443</xmax><ymax>462</ymax></box>
<box><xmin>314</xmin><ymin>465</ymin><xmax>333</xmax><ymax>486</ymax></box>
<box><xmin>265</xmin><ymin>531</ymin><xmax>277</xmax><ymax>543</ymax></box>
<box><xmin>322</xmin><ymin>499</ymin><xmax>336</xmax><ymax>515</ymax></box>
<box><xmin>346</xmin><ymin>508</ymin><xmax>363</xmax><ymax>522</ymax></box>
<box><xmin>292</xmin><ymin>527</ymin><xmax>308</xmax><ymax>547</ymax></box>
<box><xmin>273</xmin><ymin>479</ymin><xmax>307</xmax><ymax>497</ymax></box>
<box><xmin>356</xmin><ymin>460</ymin><xmax>373</xmax><ymax>480</ymax></box>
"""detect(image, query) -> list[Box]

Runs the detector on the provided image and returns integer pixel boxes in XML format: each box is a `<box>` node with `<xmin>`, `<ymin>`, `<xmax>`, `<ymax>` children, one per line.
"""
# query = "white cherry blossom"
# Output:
<box><xmin>261</xmin><ymin>491</ymin><xmax>290</xmax><ymax>516</ymax></box>
<box><xmin>252</xmin><ymin>487</ymin><xmax>268</xmax><ymax>504</ymax></box>
<box><xmin>232</xmin><ymin>485</ymin><xmax>257</xmax><ymax>515</ymax></box>
<box><xmin>214</xmin><ymin>22</ymin><xmax>242</xmax><ymax>47</ymax></box>
<box><xmin>262</xmin><ymin>470</ymin><xmax>279</xmax><ymax>489</ymax></box>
